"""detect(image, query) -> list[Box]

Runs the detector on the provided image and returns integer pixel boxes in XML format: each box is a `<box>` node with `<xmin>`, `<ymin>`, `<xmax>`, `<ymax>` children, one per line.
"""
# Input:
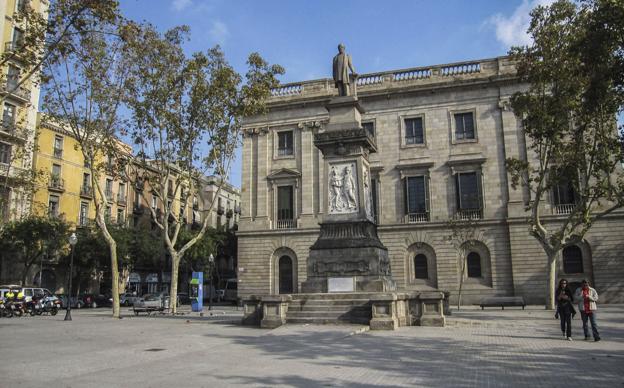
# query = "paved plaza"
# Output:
<box><xmin>1</xmin><ymin>305</ymin><xmax>623</xmax><ymax>387</ymax></box>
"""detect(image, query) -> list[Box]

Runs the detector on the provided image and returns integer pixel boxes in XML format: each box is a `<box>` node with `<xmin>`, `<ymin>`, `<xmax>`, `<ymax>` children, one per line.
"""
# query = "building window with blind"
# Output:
<box><xmin>277</xmin><ymin>131</ymin><xmax>294</xmax><ymax>156</ymax></box>
<box><xmin>53</xmin><ymin>136</ymin><xmax>63</xmax><ymax>158</ymax></box>
<box><xmin>0</xmin><ymin>142</ymin><xmax>11</xmax><ymax>164</ymax></box>
<box><xmin>79</xmin><ymin>202</ymin><xmax>89</xmax><ymax>227</ymax></box>
<box><xmin>3</xmin><ymin>103</ymin><xmax>16</xmax><ymax>129</ymax></box>
<box><xmin>276</xmin><ymin>185</ymin><xmax>294</xmax><ymax>229</ymax></box>
<box><xmin>404</xmin><ymin>117</ymin><xmax>424</xmax><ymax>145</ymax></box>
<box><xmin>454</xmin><ymin>112</ymin><xmax>476</xmax><ymax>141</ymax></box>
<box><xmin>48</xmin><ymin>195</ymin><xmax>60</xmax><ymax>218</ymax></box>
<box><xmin>405</xmin><ymin>175</ymin><xmax>429</xmax><ymax>223</ymax></box>
<box><xmin>455</xmin><ymin>171</ymin><xmax>482</xmax><ymax>219</ymax></box>
<box><xmin>466</xmin><ymin>252</ymin><xmax>482</xmax><ymax>278</ymax></box>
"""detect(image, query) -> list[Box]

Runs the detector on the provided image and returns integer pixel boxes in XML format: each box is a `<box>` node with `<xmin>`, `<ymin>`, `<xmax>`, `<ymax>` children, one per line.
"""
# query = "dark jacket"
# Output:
<box><xmin>555</xmin><ymin>287</ymin><xmax>576</xmax><ymax>315</ymax></box>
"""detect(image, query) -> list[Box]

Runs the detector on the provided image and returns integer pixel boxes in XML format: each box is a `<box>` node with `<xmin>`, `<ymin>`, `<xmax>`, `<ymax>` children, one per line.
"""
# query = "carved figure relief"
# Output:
<box><xmin>363</xmin><ymin>167</ymin><xmax>373</xmax><ymax>220</ymax></box>
<box><xmin>328</xmin><ymin>162</ymin><xmax>358</xmax><ymax>214</ymax></box>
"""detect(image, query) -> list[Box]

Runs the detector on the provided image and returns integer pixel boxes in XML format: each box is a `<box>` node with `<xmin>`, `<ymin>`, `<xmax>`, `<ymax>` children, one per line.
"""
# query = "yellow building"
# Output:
<box><xmin>32</xmin><ymin>114</ymin><xmax>133</xmax><ymax>228</ymax></box>
<box><xmin>0</xmin><ymin>0</ymin><xmax>48</xmax><ymax>222</ymax></box>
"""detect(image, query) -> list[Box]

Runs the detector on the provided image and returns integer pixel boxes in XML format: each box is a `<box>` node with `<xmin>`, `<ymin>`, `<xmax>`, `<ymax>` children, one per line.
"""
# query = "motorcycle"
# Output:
<box><xmin>26</xmin><ymin>296</ymin><xmax>43</xmax><ymax>316</ymax></box>
<box><xmin>40</xmin><ymin>296</ymin><xmax>59</xmax><ymax>316</ymax></box>
<box><xmin>0</xmin><ymin>299</ymin><xmax>11</xmax><ymax>318</ymax></box>
<box><xmin>5</xmin><ymin>299</ymin><xmax>24</xmax><ymax>317</ymax></box>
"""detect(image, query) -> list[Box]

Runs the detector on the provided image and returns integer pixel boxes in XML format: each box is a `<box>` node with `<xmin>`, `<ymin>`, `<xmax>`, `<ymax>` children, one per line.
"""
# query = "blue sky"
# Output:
<box><xmin>119</xmin><ymin>0</ymin><xmax>554</xmax><ymax>187</ymax></box>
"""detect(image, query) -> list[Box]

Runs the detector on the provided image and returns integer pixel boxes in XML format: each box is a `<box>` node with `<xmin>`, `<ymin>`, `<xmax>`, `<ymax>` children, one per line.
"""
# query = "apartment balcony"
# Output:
<box><xmin>0</xmin><ymin>164</ymin><xmax>27</xmax><ymax>179</ymax></box>
<box><xmin>216</xmin><ymin>205</ymin><xmax>225</xmax><ymax>215</ymax></box>
<box><xmin>48</xmin><ymin>177</ymin><xmax>65</xmax><ymax>192</ymax></box>
<box><xmin>1</xmin><ymin>81</ymin><xmax>31</xmax><ymax>104</ymax></box>
<box><xmin>79</xmin><ymin>184</ymin><xmax>92</xmax><ymax>198</ymax></box>
<box><xmin>455</xmin><ymin>208</ymin><xmax>483</xmax><ymax>221</ymax></box>
<box><xmin>275</xmin><ymin>219</ymin><xmax>296</xmax><ymax>230</ymax></box>
<box><xmin>404</xmin><ymin>212</ymin><xmax>430</xmax><ymax>223</ymax></box>
<box><xmin>554</xmin><ymin>203</ymin><xmax>575</xmax><ymax>215</ymax></box>
<box><xmin>0</xmin><ymin>122</ymin><xmax>28</xmax><ymax>142</ymax></box>
<box><xmin>226</xmin><ymin>209</ymin><xmax>233</xmax><ymax>219</ymax></box>
<box><xmin>117</xmin><ymin>194</ymin><xmax>127</xmax><ymax>206</ymax></box>
<box><xmin>53</xmin><ymin>147</ymin><xmax>63</xmax><ymax>159</ymax></box>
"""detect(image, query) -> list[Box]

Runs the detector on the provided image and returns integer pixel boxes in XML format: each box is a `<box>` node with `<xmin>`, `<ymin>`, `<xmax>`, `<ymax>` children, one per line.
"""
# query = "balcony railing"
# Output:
<box><xmin>4</xmin><ymin>41</ymin><xmax>22</xmax><ymax>53</ymax></box>
<box><xmin>455</xmin><ymin>208</ymin><xmax>483</xmax><ymax>220</ymax></box>
<box><xmin>80</xmin><ymin>184</ymin><xmax>92</xmax><ymax>198</ymax></box>
<box><xmin>117</xmin><ymin>194</ymin><xmax>127</xmax><ymax>205</ymax></box>
<box><xmin>216</xmin><ymin>205</ymin><xmax>224</xmax><ymax>215</ymax></box>
<box><xmin>554</xmin><ymin>203</ymin><xmax>575</xmax><ymax>215</ymax></box>
<box><xmin>276</xmin><ymin>219</ymin><xmax>296</xmax><ymax>229</ymax></box>
<box><xmin>404</xmin><ymin>212</ymin><xmax>430</xmax><ymax>223</ymax></box>
<box><xmin>1</xmin><ymin>81</ymin><xmax>31</xmax><ymax>102</ymax></box>
<box><xmin>48</xmin><ymin>177</ymin><xmax>65</xmax><ymax>191</ymax></box>
<box><xmin>1</xmin><ymin>122</ymin><xmax>27</xmax><ymax>141</ymax></box>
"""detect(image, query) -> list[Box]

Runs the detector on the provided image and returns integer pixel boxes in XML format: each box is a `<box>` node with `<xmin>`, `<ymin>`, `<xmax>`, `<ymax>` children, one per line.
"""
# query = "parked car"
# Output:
<box><xmin>134</xmin><ymin>294</ymin><xmax>166</xmax><ymax>309</ymax></box>
<box><xmin>55</xmin><ymin>294</ymin><xmax>84</xmax><ymax>309</ymax></box>
<box><xmin>120</xmin><ymin>293</ymin><xmax>140</xmax><ymax>306</ymax></box>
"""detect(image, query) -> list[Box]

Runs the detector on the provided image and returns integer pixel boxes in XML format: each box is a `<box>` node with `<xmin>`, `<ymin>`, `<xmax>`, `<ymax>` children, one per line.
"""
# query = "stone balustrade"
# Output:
<box><xmin>268</xmin><ymin>57</ymin><xmax>513</xmax><ymax>101</ymax></box>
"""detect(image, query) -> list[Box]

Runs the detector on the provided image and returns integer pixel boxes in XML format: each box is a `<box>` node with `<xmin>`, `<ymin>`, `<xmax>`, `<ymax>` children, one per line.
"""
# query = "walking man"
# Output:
<box><xmin>573</xmin><ymin>279</ymin><xmax>601</xmax><ymax>342</ymax></box>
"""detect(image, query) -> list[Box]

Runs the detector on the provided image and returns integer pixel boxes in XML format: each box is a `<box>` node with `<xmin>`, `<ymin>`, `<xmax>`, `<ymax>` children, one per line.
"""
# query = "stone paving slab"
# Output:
<box><xmin>0</xmin><ymin>305</ymin><xmax>622</xmax><ymax>387</ymax></box>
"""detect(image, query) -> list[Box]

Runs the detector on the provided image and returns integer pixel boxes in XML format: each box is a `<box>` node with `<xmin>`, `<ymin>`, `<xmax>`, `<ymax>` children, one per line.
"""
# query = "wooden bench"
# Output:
<box><xmin>480</xmin><ymin>296</ymin><xmax>526</xmax><ymax>310</ymax></box>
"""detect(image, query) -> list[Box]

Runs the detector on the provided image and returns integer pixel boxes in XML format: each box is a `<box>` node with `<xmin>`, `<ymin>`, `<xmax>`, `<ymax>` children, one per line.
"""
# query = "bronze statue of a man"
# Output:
<box><xmin>332</xmin><ymin>43</ymin><xmax>356</xmax><ymax>96</ymax></box>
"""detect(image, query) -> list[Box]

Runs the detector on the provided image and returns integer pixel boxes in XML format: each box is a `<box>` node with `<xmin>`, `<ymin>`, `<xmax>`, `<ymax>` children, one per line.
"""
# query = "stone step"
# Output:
<box><xmin>287</xmin><ymin>305</ymin><xmax>370</xmax><ymax>312</ymax></box>
<box><xmin>291</xmin><ymin>292</ymin><xmax>394</xmax><ymax>300</ymax></box>
<box><xmin>289</xmin><ymin>300</ymin><xmax>371</xmax><ymax>307</ymax></box>
<box><xmin>287</xmin><ymin>309</ymin><xmax>371</xmax><ymax>318</ymax></box>
<box><xmin>286</xmin><ymin>317</ymin><xmax>371</xmax><ymax>325</ymax></box>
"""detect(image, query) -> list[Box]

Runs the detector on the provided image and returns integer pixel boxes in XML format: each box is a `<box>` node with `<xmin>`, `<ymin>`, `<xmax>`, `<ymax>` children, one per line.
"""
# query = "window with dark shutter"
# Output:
<box><xmin>362</xmin><ymin>122</ymin><xmax>375</xmax><ymax>138</ymax></box>
<box><xmin>456</xmin><ymin>172</ymin><xmax>481</xmax><ymax>210</ymax></box>
<box><xmin>406</xmin><ymin>176</ymin><xmax>428</xmax><ymax>213</ymax></box>
<box><xmin>454</xmin><ymin>112</ymin><xmax>475</xmax><ymax>140</ymax></box>
<box><xmin>405</xmin><ymin>117</ymin><xmax>424</xmax><ymax>145</ymax></box>
<box><xmin>414</xmin><ymin>254</ymin><xmax>428</xmax><ymax>279</ymax></box>
<box><xmin>277</xmin><ymin>186</ymin><xmax>293</xmax><ymax>221</ymax></box>
<box><xmin>467</xmin><ymin>252</ymin><xmax>482</xmax><ymax>278</ymax></box>
<box><xmin>563</xmin><ymin>246</ymin><xmax>584</xmax><ymax>274</ymax></box>
<box><xmin>278</xmin><ymin>131</ymin><xmax>293</xmax><ymax>156</ymax></box>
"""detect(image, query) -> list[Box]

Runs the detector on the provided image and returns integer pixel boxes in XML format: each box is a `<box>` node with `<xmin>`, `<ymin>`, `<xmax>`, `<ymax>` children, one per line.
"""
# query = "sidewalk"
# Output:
<box><xmin>0</xmin><ymin>304</ymin><xmax>622</xmax><ymax>387</ymax></box>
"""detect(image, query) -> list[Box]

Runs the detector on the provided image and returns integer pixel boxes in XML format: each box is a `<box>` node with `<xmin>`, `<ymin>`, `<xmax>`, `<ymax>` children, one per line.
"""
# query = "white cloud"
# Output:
<box><xmin>172</xmin><ymin>0</ymin><xmax>192</xmax><ymax>12</ymax></box>
<box><xmin>209</xmin><ymin>20</ymin><xmax>229</xmax><ymax>46</ymax></box>
<box><xmin>487</xmin><ymin>0</ymin><xmax>556</xmax><ymax>47</ymax></box>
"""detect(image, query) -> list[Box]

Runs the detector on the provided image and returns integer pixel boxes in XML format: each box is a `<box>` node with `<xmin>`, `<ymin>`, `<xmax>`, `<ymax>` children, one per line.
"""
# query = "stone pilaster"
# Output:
<box><xmin>298</xmin><ymin>121</ymin><xmax>321</xmax><ymax>228</ymax></box>
<box><xmin>255</xmin><ymin>127</ymin><xmax>270</xmax><ymax>229</ymax></box>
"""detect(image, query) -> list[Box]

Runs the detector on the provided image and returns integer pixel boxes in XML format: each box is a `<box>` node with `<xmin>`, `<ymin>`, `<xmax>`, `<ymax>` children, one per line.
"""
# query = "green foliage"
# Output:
<box><xmin>0</xmin><ymin>216</ymin><xmax>71</xmax><ymax>283</ymax></box>
<box><xmin>176</xmin><ymin>227</ymin><xmax>224</xmax><ymax>272</ymax></box>
<box><xmin>506</xmin><ymin>0</ymin><xmax>624</xmax><ymax>309</ymax></box>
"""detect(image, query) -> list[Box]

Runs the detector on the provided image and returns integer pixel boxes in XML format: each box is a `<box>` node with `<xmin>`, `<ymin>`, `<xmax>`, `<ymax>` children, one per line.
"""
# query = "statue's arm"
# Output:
<box><xmin>348</xmin><ymin>55</ymin><xmax>356</xmax><ymax>74</ymax></box>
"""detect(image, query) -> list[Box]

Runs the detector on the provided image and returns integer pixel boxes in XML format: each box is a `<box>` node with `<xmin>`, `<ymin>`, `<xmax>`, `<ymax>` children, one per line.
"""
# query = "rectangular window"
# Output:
<box><xmin>53</xmin><ymin>136</ymin><xmax>63</xmax><ymax>158</ymax></box>
<box><xmin>454</xmin><ymin>112</ymin><xmax>475</xmax><ymax>140</ymax></box>
<box><xmin>404</xmin><ymin>117</ymin><xmax>424</xmax><ymax>145</ymax></box>
<box><xmin>0</xmin><ymin>143</ymin><xmax>11</xmax><ymax>164</ymax></box>
<box><xmin>0</xmin><ymin>187</ymin><xmax>9</xmax><ymax>221</ymax></box>
<box><xmin>3</xmin><ymin>103</ymin><xmax>16</xmax><ymax>128</ymax></box>
<box><xmin>277</xmin><ymin>186</ymin><xmax>294</xmax><ymax>221</ymax></box>
<box><xmin>117</xmin><ymin>209</ymin><xmax>124</xmax><ymax>225</ymax></box>
<box><xmin>277</xmin><ymin>131</ymin><xmax>294</xmax><ymax>156</ymax></box>
<box><xmin>82</xmin><ymin>173</ymin><xmax>90</xmax><ymax>191</ymax></box>
<box><xmin>16</xmin><ymin>0</ymin><xmax>27</xmax><ymax>13</ymax></box>
<box><xmin>12</xmin><ymin>28</ymin><xmax>24</xmax><ymax>48</ymax></box>
<box><xmin>79</xmin><ymin>202</ymin><xmax>89</xmax><ymax>226</ymax></box>
<box><xmin>105</xmin><ymin>205</ymin><xmax>112</xmax><ymax>221</ymax></box>
<box><xmin>362</xmin><ymin>122</ymin><xmax>375</xmax><ymax>138</ymax></box>
<box><xmin>118</xmin><ymin>183</ymin><xmax>126</xmax><ymax>202</ymax></box>
<box><xmin>456</xmin><ymin>172</ymin><xmax>482</xmax><ymax>210</ymax></box>
<box><xmin>51</xmin><ymin>164</ymin><xmax>61</xmax><ymax>180</ymax></box>
<box><xmin>48</xmin><ymin>195</ymin><xmax>59</xmax><ymax>217</ymax></box>
<box><xmin>405</xmin><ymin>176</ymin><xmax>429</xmax><ymax>222</ymax></box>
<box><xmin>105</xmin><ymin>179</ymin><xmax>113</xmax><ymax>200</ymax></box>
<box><xmin>7</xmin><ymin>66</ymin><xmax>20</xmax><ymax>88</ymax></box>
<box><xmin>371</xmin><ymin>178</ymin><xmax>378</xmax><ymax>223</ymax></box>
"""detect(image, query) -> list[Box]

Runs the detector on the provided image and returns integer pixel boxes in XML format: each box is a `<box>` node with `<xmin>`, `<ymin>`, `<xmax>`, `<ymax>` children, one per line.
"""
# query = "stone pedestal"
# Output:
<box><xmin>260</xmin><ymin>295</ymin><xmax>291</xmax><ymax>329</ymax></box>
<box><xmin>301</xmin><ymin>95</ymin><xmax>396</xmax><ymax>294</ymax></box>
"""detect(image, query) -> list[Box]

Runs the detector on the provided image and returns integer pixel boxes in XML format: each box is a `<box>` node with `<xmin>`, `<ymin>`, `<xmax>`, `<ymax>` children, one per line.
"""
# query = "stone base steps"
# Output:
<box><xmin>286</xmin><ymin>293</ymin><xmax>373</xmax><ymax>325</ymax></box>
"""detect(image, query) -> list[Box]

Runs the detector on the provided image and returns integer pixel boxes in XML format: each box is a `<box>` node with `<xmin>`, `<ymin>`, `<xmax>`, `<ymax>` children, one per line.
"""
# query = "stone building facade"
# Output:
<box><xmin>238</xmin><ymin>56</ymin><xmax>624</xmax><ymax>304</ymax></box>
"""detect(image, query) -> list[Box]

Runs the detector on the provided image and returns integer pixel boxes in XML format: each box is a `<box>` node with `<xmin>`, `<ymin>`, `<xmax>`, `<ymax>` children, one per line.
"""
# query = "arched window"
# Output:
<box><xmin>466</xmin><ymin>252</ymin><xmax>482</xmax><ymax>278</ymax></box>
<box><xmin>278</xmin><ymin>255</ymin><xmax>294</xmax><ymax>294</ymax></box>
<box><xmin>563</xmin><ymin>245</ymin><xmax>584</xmax><ymax>274</ymax></box>
<box><xmin>414</xmin><ymin>254</ymin><xmax>428</xmax><ymax>279</ymax></box>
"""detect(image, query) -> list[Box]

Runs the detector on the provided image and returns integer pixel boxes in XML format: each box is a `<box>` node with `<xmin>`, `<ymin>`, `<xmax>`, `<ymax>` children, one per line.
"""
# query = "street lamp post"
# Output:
<box><xmin>64</xmin><ymin>233</ymin><xmax>78</xmax><ymax>321</ymax></box>
<box><xmin>208</xmin><ymin>254</ymin><xmax>214</xmax><ymax>311</ymax></box>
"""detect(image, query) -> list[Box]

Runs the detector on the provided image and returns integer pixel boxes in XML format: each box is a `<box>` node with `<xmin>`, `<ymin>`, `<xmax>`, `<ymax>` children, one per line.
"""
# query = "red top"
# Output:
<box><xmin>583</xmin><ymin>288</ymin><xmax>591</xmax><ymax>314</ymax></box>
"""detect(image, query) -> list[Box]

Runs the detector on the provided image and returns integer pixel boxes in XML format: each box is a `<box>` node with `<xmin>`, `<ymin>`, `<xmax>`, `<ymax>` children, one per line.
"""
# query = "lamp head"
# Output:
<box><xmin>69</xmin><ymin>232</ymin><xmax>78</xmax><ymax>246</ymax></box>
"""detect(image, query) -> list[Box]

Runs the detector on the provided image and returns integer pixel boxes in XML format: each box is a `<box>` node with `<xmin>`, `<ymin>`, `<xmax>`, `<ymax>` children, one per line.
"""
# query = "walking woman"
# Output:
<box><xmin>573</xmin><ymin>279</ymin><xmax>601</xmax><ymax>341</ymax></box>
<box><xmin>555</xmin><ymin>279</ymin><xmax>576</xmax><ymax>340</ymax></box>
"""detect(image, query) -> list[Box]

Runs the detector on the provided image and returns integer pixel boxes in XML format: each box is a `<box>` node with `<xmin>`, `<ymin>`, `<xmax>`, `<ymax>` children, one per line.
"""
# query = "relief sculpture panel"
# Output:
<box><xmin>328</xmin><ymin>161</ymin><xmax>358</xmax><ymax>214</ymax></box>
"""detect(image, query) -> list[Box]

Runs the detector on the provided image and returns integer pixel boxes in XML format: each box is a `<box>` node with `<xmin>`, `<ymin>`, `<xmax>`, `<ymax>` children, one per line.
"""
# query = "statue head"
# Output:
<box><xmin>338</xmin><ymin>43</ymin><xmax>345</xmax><ymax>54</ymax></box>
